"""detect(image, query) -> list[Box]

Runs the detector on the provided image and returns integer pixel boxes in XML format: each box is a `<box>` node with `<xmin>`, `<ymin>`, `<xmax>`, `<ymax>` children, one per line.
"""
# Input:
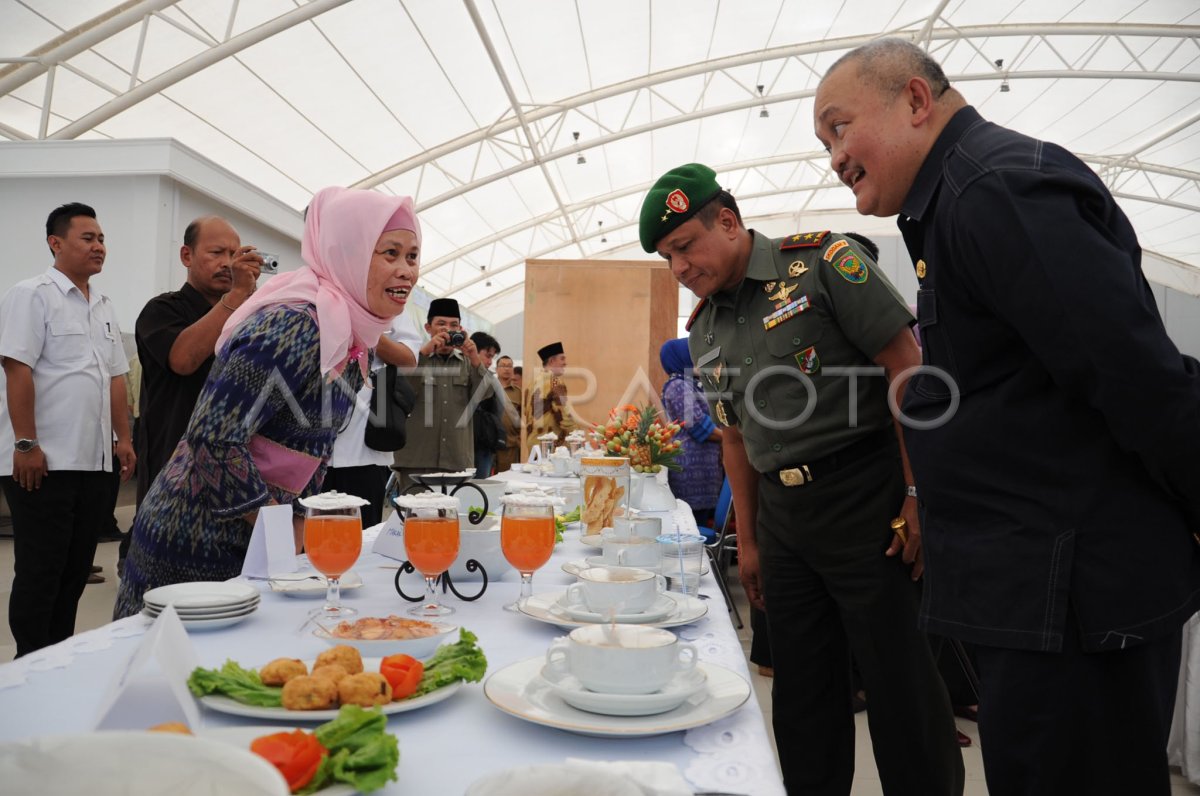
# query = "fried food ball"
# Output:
<box><xmin>148</xmin><ymin>722</ymin><xmax>192</xmax><ymax>734</ymax></box>
<box><xmin>310</xmin><ymin>663</ymin><xmax>350</xmax><ymax>685</ymax></box>
<box><xmin>314</xmin><ymin>644</ymin><xmax>363</xmax><ymax>675</ymax></box>
<box><xmin>281</xmin><ymin>675</ymin><xmax>338</xmax><ymax>711</ymax></box>
<box><xmin>337</xmin><ymin>672</ymin><xmax>392</xmax><ymax>708</ymax></box>
<box><xmin>259</xmin><ymin>657</ymin><xmax>308</xmax><ymax>686</ymax></box>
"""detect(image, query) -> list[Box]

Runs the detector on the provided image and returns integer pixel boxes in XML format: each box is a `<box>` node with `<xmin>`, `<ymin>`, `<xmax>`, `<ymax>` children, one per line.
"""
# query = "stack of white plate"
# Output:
<box><xmin>142</xmin><ymin>581</ymin><xmax>260</xmax><ymax>631</ymax></box>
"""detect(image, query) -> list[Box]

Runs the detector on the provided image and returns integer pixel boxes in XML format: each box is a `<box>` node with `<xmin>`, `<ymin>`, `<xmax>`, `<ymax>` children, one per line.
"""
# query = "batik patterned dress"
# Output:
<box><xmin>114</xmin><ymin>304</ymin><xmax>362</xmax><ymax>619</ymax></box>
<box><xmin>661</xmin><ymin>373</ymin><xmax>723</xmax><ymax>512</ymax></box>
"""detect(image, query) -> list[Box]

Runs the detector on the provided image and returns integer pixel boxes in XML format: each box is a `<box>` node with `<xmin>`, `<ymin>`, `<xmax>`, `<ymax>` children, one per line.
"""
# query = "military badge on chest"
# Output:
<box><xmin>794</xmin><ymin>345</ymin><xmax>820</xmax><ymax>375</ymax></box>
<box><xmin>762</xmin><ymin>280</ymin><xmax>810</xmax><ymax>331</ymax></box>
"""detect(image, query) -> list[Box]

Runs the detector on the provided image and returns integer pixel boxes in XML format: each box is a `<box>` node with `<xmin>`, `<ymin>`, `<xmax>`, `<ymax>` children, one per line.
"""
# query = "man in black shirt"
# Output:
<box><xmin>122</xmin><ymin>217</ymin><xmax>262</xmax><ymax>568</ymax></box>
<box><xmin>815</xmin><ymin>38</ymin><xmax>1200</xmax><ymax>796</ymax></box>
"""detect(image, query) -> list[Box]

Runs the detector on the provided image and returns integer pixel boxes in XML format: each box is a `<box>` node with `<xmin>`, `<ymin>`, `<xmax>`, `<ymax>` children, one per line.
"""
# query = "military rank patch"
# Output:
<box><xmin>834</xmin><ymin>252</ymin><xmax>869</xmax><ymax>284</ymax></box>
<box><xmin>780</xmin><ymin>230</ymin><xmax>829</xmax><ymax>250</ymax></box>
<box><xmin>795</xmin><ymin>346</ymin><xmax>820</xmax><ymax>374</ymax></box>
<box><xmin>763</xmin><ymin>294</ymin><xmax>810</xmax><ymax>330</ymax></box>
<box><xmin>823</xmin><ymin>239</ymin><xmax>849</xmax><ymax>262</ymax></box>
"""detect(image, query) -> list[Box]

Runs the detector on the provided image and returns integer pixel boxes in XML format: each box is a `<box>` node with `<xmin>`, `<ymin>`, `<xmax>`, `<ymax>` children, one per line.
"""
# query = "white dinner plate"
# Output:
<box><xmin>266</xmin><ymin>570</ymin><xmax>364</xmax><ymax>597</ymax></box>
<box><xmin>143</xmin><ymin>606</ymin><xmax>258</xmax><ymax>631</ymax></box>
<box><xmin>144</xmin><ymin>596</ymin><xmax>261</xmax><ymax>616</ymax></box>
<box><xmin>518</xmin><ymin>590</ymin><xmax>707</xmax><ymax>630</ymax></box>
<box><xmin>197</xmin><ymin>656</ymin><xmax>465</xmax><ymax>721</ymax></box>
<box><xmin>144</xmin><ymin>598</ymin><xmax>260</xmax><ymax>618</ymax></box>
<box><xmin>143</xmin><ymin>581</ymin><xmax>259</xmax><ymax>609</ymax></box>
<box><xmin>555</xmin><ymin>593</ymin><xmax>676</xmax><ymax>624</ymax></box>
<box><xmin>541</xmin><ymin>664</ymin><xmax>709</xmax><ymax>716</ymax></box>
<box><xmin>484</xmin><ymin>658</ymin><xmax>749</xmax><ymax>737</ymax></box>
<box><xmin>0</xmin><ymin>730</ymin><xmax>288</xmax><ymax>795</ymax></box>
<box><xmin>200</xmin><ymin>727</ymin><xmax>355</xmax><ymax>796</ymax></box>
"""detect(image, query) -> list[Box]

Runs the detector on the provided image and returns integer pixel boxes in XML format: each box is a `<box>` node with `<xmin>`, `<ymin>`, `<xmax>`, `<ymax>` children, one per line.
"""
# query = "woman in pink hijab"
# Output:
<box><xmin>115</xmin><ymin>187</ymin><xmax>420</xmax><ymax>618</ymax></box>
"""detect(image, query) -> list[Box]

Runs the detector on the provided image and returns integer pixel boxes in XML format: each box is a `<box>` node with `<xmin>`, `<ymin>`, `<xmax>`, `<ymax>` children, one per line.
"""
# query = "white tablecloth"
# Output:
<box><xmin>0</xmin><ymin>500</ymin><xmax>783</xmax><ymax>796</ymax></box>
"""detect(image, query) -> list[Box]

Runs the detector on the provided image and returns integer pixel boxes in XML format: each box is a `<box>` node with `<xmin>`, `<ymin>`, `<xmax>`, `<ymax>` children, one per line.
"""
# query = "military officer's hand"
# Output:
<box><xmin>737</xmin><ymin>540</ymin><xmax>767</xmax><ymax>611</ymax></box>
<box><xmin>885</xmin><ymin>496</ymin><xmax>923</xmax><ymax>580</ymax></box>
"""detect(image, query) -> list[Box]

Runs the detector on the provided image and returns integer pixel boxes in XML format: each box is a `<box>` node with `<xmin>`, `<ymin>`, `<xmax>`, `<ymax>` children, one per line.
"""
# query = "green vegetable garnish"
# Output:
<box><xmin>186</xmin><ymin>660</ymin><xmax>282</xmax><ymax>707</ymax></box>
<box><xmin>412</xmin><ymin>628</ymin><xmax>488</xmax><ymax>698</ymax></box>
<box><xmin>300</xmin><ymin>705</ymin><xmax>399</xmax><ymax>794</ymax></box>
<box><xmin>553</xmin><ymin>506</ymin><xmax>581</xmax><ymax>542</ymax></box>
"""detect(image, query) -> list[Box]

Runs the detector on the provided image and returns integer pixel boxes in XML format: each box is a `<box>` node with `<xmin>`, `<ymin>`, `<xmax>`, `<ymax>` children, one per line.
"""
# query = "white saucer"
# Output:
<box><xmin>540</xmin><ymin>664</ymin><xmax>709</xmax><ymax>716</ymax></box>
<box><xmin>519</xmin><ymin>590</ymin><xmax>707</xmax><ymax>630</ymax></box>
<box><xmin>577</xmin><ymin>534</ymin><xmax>605</xmax><ymax>550</ymax></box>
<box><xmin>266</xmin><ymin>570</ymin><xmax>364</xmax><ymax>597</ymax></box>
<box><xmin>554</xmin><ymin>593</ymin><xmax>675</xmax><ymax>624</ymax></box>
<box><xmin>573</xmin><ymin>555</ymin><xmax>710</xmax><ymax>576</ymax></box>
<box><xmin>484</xmin><ymin>658</ymin><xmax>749</xmax><ymax>737</ymax></box>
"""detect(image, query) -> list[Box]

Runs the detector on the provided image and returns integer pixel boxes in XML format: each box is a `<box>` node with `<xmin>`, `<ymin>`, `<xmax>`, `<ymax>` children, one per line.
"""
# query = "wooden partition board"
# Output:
<box><xmin>522</xmin><ymin>259</ymin><xmax>679</xmax><ymax>454</ymax></box>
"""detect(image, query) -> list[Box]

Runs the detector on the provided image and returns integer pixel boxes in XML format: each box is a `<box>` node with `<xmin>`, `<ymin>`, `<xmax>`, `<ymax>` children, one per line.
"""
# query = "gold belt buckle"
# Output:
<box><xmin>779</xmin><ymin>465</ymin><xmax>812</xmax><ymax>487</ymax></box>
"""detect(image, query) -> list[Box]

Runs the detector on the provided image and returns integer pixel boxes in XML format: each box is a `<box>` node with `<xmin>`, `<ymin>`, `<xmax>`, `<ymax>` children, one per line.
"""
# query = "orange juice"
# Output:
<box><xmin>501</xmin><ymin>515</ymin><xmax>555</xmax><ymax>573</ymax></box>
<box><xmin>305</xmin><ymin>515</ymin><xmax>362</xmax><ymax>578</ymax></box>
<box><xmin>404</xmin><ymin>516</ymin><xmax>460</xmax><ymax>576</ymax></box>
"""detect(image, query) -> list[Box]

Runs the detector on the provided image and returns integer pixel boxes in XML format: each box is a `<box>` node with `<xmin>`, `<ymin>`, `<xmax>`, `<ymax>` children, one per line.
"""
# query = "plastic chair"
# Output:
<box><xmin>700</xmin><ymin>478</ymin><xmax>743</xmax><ymax>628</ymax></box>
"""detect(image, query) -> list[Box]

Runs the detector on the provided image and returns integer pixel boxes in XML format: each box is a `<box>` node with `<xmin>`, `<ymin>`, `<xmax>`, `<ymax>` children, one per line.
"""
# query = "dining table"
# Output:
<box><xmin>0</xmin><ymin>469</ymin><xmax>785</xmax><ymax>796</ymax></box>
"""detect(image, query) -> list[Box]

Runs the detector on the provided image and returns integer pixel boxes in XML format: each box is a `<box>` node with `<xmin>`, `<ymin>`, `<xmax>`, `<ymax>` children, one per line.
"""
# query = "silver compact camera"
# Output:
<box><xmin>257</xmin><ymin>251</ymin><xmax>280</xmax><ymax>274</ymax></box>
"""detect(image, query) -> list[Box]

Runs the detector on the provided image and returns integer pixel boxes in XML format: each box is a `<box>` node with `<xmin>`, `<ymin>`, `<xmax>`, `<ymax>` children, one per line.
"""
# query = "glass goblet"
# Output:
<box><xmin>401</xmin><ymin>503</ymin><xmax>461</xmax><ymax>617</ymax></box>
<box><xmin>304</xmin><ymin>503</ymin><xmax>362</xmax><ymax>620</ymax></box>
<box><xmin>500</xmin><ymin>498</ymin><xmax>557</xmax><ymax>612</ymax></box>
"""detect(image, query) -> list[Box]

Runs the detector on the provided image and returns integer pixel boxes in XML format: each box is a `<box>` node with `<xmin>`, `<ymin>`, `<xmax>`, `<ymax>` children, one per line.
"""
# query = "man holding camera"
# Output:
<box><xmin>125</xmin><ymin>216</ymin><xmax>262</xmax><ymax>573</ymax></box>
<box><xmin>392</xmin><ymin>297</ymin><xmax>491</xmax><ymax>490</ymax></box>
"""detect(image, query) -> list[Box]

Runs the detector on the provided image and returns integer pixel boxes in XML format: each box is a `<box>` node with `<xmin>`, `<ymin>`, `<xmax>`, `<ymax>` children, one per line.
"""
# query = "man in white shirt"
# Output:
<box><xmin>323</xmin><ymin>315</ymin><xmax>421</xmax><ymax>526</ymax></box>
<box><xmin>0</xmin><ymin>202</ymin><xmax>136</xmax><ymax>657</ymax></box>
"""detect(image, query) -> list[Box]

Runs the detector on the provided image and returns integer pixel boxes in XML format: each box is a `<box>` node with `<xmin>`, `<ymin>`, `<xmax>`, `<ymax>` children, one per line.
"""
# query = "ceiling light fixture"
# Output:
<box><xmin>757</xmin><ymin>84</ymin><xmax>768</xmax><ymax>118</ymax></box>
<box><xmin>1000</xmin><ymin>79</ymin><xmax>1010</xmax><ymax>93</ymax></box>
<box><xmin>573</xmin><ymin>131</ymin><xmax>586</xmax><ymax>165</ymax></box>
<box><xmin>598</xmin><ymin>220</ymin><xmax>606</xmax><ymax>243</ymax></box>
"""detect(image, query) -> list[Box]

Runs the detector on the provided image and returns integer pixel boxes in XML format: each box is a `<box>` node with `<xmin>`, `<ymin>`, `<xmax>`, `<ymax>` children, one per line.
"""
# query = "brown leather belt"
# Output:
<box><xmin>764</xmin><ymin>429</ymin><xmax>892</xmax><ymax>487</ymax></box>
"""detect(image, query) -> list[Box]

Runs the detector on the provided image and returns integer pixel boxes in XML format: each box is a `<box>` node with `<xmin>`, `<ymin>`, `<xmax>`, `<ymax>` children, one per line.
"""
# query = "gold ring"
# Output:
<box><xmin>890</xmin><ymin>517</ymin><xmax>908</xmax><ymax>544</ymax></box>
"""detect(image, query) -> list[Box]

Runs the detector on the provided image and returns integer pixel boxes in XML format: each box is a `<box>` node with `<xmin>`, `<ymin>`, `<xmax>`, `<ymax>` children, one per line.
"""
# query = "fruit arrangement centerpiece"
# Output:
<box><xmin>590</xmin><ymin>404</ymin><xmax>684</xmax><ymax>473</ymax></box>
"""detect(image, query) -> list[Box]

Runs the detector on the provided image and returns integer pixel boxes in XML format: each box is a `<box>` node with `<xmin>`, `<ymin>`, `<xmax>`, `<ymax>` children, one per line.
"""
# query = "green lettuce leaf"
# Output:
<box><xmin>299</xmin><ymin>705</ymin><xmax>399</xmax><ymax>794</ymax></box>
<box><xmin>186</xmin><ymin>660</ymin><xmax>282</xmax><ymax>707</ymax></box>
<box><xmin>411</xmin><ymin>628</ymin><xmax>488</xmax><ymax>698</ymax></box>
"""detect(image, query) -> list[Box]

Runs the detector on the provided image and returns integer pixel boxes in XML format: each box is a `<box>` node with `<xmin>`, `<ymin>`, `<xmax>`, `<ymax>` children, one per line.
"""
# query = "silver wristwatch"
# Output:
<box><xmin>14</xmin><ymin>438</ymin><xmax>39</xmax><ymax>453</ymax></box>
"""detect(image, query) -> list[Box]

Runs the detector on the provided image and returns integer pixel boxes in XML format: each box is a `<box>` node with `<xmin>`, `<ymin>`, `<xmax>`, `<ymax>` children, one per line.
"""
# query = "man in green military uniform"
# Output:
<box><xmin>639</xmin><ymin>164</ymin><xmax>963</xmax><ymax>796</ymax></box>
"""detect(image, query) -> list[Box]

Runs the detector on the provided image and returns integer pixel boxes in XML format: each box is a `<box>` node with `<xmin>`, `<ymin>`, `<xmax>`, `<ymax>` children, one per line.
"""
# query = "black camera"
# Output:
<box><xmin>257</xmin><ymin>251</ymin><xmax>280</xmax><ymax>274</ymax></box>
<box><xmin>447</xmin><ymin>330</ymin><xmax>467</xmax><ymax>347</ymax></box>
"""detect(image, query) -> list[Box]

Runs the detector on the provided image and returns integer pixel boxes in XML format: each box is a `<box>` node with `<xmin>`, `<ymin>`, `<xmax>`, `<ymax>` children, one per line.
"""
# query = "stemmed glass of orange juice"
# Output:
<box><xmin>300</xmin><ymin>492</ymin><xmax>367</xmax><ymax>620</ymax></box>
<box><xmin>500</xmin><ymin>492</ymin><xmax>561</xmax><ymax>612</ymax></box>
<box><xmin>396</xmin><ymin>493</ymin><xmax>461</xmax><ymax>617</ymax></box>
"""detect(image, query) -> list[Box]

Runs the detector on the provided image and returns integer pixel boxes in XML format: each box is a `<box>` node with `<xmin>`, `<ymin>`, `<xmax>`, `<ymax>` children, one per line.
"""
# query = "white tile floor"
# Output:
<box><xmin>1</xmin><ymin>492</ymin><xmax>1197</xmax><ymax>794</ymax></box>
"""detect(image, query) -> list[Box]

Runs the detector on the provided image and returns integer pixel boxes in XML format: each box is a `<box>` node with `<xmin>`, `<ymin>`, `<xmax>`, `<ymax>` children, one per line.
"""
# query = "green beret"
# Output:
<box><xmin>638</xmin><ymin>163</ymin><xmax>722</xmax><ymax>252</ymax></box>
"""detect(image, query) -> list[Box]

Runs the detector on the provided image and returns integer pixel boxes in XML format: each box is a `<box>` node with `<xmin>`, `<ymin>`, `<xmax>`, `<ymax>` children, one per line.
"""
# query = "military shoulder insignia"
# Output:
<box><xmin>787</xmin><ymin>261</ymin><xmax>809</xmax><ymax>277</ymax></box>
<box><xmin>684</xmin><ymin>297</ymin><xmax>708</xmax><ymax>331</ymax></box>
<box><xmin>795</xmin><ymin>345</ymin><xmax>820</xmax><ymax>374</ymax></box>
<box><xmin>916</xmin><ymin>259</ymin><xmax>927</xmax><ymax>279</ymax></box>
<box><xmin>823</xmin><ymin>239</ymin><xmax>850</xmax><ymax>262</ymax></box>
<box><xmin>833</xmin><ymin>252</ymin><xmax>869</xmax><ymax>284</ymax></box>
<box><xmin>780</xmin><ymin>230</ymin><xmax>829</xmax><ymax>250</ymax></box>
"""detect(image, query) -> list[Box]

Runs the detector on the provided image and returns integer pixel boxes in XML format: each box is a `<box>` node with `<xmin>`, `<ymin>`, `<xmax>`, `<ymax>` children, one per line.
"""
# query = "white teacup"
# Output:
<box><xmin>629</xmin><ymin>516</ymin><xmax>662</xmax><ymax>540</ymax></box>
<box><xmin>551</xmin><ymin>456</ymin><xmax>571</xmax><ymax>476</ymax></box>
<box><xmin>545</xmin><ymin>624</ymin><xmax>698</xmax><ymax>694</ymax></box>
<box><xmin>563</xmin><ymin>566</ymin><xmax>661</xmax><ymax>614</ymax></box>
<box><xmin>600</xmin><ymin>536</ymin><xmax>659</xmax><ymax>567</ymax></box>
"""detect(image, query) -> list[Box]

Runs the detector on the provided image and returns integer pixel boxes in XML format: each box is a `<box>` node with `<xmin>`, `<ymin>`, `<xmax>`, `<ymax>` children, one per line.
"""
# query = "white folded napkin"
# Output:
<box><xmin>465</xmin><ymin>759</ymin><xmax>691</xmax><ymax>796</ymax></box>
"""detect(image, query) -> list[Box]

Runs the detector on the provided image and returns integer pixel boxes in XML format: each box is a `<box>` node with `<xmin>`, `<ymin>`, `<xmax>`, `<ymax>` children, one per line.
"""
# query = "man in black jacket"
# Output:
<box><xmin>815</xmin><ymin>38</ymin><xmax>1200</xmax><ymax>796</ymax></box>
<box><xmin>469</xmin><ymin>331</ymin><xmax>505</xmax><ymax>478</ymax></box>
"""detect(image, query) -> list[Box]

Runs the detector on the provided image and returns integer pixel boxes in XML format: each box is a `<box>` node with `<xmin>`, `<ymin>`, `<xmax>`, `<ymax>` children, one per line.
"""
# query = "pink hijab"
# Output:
<box><xmin>217</xmin><ymin>187</ymin><xmax>421</xmax><ymax>377</ymax></box>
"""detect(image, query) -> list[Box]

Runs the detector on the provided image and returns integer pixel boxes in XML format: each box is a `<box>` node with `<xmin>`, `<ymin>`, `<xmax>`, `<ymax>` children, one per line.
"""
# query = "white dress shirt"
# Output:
<box><xmin>0</xmin><ymin>267</ymin><xmax>130</xmax><ymax>475</ymax></box>
<box><xmin>328</xmin><ymin>314</ymin><xmax>422</xmax><ymax>468</ymax></box>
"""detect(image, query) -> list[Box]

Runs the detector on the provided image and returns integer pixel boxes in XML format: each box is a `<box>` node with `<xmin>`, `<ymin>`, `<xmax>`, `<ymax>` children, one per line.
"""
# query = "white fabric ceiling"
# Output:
<box><xmin>2</xmin><ymin>0</ymin><xmax>1198</xmax><ymax>323</ymax></box>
